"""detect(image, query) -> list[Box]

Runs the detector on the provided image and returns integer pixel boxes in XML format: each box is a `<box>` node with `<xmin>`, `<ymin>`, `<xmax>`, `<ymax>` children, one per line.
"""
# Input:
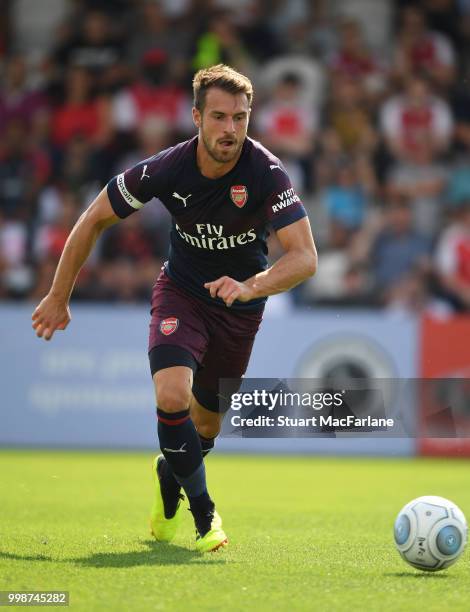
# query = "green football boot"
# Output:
<box><xmin>191</xmin><ymin>504</ymin><xmax>228</xmax><ymax>553</ymax></box>
<box><xmin>150</xmin><ymin>455</ymin><xmax>184</xmax><ymax>542</ymax></box>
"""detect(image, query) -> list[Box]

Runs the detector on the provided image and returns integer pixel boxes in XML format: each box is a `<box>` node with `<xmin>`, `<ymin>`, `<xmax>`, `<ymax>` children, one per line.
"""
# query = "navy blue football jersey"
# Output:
<box><xmin>107</xmin><ymin>136</ymin><xmax>306</xmax><ymax>310</ymax></box>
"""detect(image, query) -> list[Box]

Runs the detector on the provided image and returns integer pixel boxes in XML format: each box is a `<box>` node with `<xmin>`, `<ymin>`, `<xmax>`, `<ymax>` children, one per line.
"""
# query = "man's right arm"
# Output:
<box><xmin>32</xmin><ymin>188</ymin><xmax>120</xmax><ymax>341</ymax></box>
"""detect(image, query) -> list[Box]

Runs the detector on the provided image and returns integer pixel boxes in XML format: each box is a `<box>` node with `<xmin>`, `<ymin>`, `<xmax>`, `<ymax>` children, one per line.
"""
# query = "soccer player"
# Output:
<box><xmin>32</xmin><ymin>64</ymin><xmax>317</xmax><ymax>552</ymax></box>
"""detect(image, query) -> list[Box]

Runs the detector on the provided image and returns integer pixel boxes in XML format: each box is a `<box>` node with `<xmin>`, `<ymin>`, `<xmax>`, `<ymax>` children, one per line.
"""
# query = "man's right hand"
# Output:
<box><xmin>32</xmin><ymin>295</ymin><xmax>71</xmax><ymax>341</ymax></box>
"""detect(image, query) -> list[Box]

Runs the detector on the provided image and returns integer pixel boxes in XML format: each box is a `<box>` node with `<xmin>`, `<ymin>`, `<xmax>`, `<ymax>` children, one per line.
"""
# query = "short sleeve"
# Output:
<box><xmin>263</xmin><ymin>164</ymin><xmax>307</xmax><ymax>231</ymax></box>
<box><xmin>106</xmin><ymin>153</ymin><xmax>168</xmax><ymax>218</ymax></box>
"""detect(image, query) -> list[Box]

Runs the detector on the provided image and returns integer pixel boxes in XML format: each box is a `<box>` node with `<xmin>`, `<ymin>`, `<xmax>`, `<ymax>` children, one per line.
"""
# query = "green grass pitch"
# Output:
<box><xmin>0</xmin><ymin>450</ymin><xmax>469</xmax><ymax>612</ymax></box>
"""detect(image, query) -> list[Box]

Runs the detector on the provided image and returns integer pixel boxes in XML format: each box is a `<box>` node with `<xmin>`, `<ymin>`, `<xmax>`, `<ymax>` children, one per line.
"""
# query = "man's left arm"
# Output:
<box><xmin>205</xmin><ymin>217</ymin><xmax>317</xmax><ymax>307</ymax></box>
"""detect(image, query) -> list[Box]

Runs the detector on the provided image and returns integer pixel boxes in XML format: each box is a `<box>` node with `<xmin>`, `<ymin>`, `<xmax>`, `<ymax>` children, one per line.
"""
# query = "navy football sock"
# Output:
<box><xmin>156</xmin><ymin>433</ymin><xmax>214</xmax><ymax>507</ymax></box>
<box><xmin>157</xmin><ymin>408</ymin><xmax>208</xmax><ymax>500</ymax></box>
<box><xmin>199</xmin><ymin>434</ymin><xmax>215</xmax><ymax>458</ymax></box>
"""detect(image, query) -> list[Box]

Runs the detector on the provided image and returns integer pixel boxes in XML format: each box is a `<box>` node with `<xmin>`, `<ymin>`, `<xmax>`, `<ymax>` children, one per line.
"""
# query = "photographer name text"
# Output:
<box><xmin>230</xmin><ymin>414</ymin><xmax>394</xmax><ymax>428</ymax></box>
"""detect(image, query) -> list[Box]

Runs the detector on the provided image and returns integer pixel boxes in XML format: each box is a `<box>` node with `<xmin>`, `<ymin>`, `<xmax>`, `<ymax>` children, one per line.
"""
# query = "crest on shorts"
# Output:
<box><xmin>160</xmin><ymin>317</ymin><xmax>179</xmax><ymax>336</ymax></box>
<box><xmin>230</xmin><ymin>185</ymin><xmax>248</xmax><ymax>208</ymax></box>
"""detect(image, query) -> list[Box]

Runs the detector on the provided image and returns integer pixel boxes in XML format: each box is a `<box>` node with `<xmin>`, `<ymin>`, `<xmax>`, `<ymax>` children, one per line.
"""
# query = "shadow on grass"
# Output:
<box><xmin>75</xmin><ymin>540</ymin><xmax>227</xmax><ymax>568</ymax></box>
<box><xmin>0</xmin><ymin>540</ymin><xmax>227</xmax><ymax>568</ymax></box>
<box><xmin>384</xmin><ymin>572</ymin><xmax>454</xmax><ymax>579</ymax></box>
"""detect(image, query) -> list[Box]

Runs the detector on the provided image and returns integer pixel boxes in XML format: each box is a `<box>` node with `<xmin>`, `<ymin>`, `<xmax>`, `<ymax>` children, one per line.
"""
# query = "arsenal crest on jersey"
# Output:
<box><xmin>160</xmin><ymin>317</ymin><xmax>179</xmax><ymax>336</ymax></box>
<box><xmin>230</xmin><ymin>185</ymin><xmax>248</xmax><ymax>208</ymax></box>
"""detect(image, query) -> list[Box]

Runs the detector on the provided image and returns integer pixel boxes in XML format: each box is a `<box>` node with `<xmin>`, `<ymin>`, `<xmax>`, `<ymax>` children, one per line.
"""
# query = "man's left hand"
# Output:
<box><xmin>204</xmin><ymin>276</ymin><xmax>253</xmax><ymax>307</ymax></box>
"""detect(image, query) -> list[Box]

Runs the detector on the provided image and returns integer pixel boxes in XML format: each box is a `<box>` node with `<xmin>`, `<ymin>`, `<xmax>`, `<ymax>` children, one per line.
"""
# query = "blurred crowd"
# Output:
<box><xmin>2</xmin><ymin>0</ymin><xmax>470</xmax><ymax>314</ymax></box>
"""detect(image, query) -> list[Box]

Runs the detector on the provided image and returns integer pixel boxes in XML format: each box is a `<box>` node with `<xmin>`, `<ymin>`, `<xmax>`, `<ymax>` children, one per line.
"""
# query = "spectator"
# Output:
<box><xmin>36</xmin><ymin>136</ymin><xmax>103</xmax><ymax>231</ymax></box>
<box><xmin>380</xmin><ymin>73</ymin><xmax>453</xmax><ymax>162</ymax></box>
<box><xmin>435</xmin><ymin>199</ymin><xmax>470</xmax><ymax>311</ymax></box>
<box><xmin>30</xmin><ymin>189</ymin><xmax>97</xmax><ymax>300</ymax></box>
<box><xmin>0</xmin><ymin>210</ymin><xmax>31</xmax><ymax>298</ymax></box>
<box><xmin>322</xmin><ymin>157</ymin><xmax>370</xmax><ymax>232</ymax></box>
<box><xmin>238</xmin><ymin>0</ymin><xmax>283</xmax><ymax>63</ymax></box>
<box><xmin>127</xmin><ymin>1</ymin><xmax>191</xmax><ymax>79</ymax></box>
<box><xmin>451</xmin><ymin>69</ymin><xmax>470</xmax><ymax>151</ymax></box>
<box><xmin>301</xmin><ymin>218</ymin><xmax>367</xmax><ymax>306</ymax></box>
<box><xmin>325</xmin><ymin>74</ymin><xmax>378</xmax><ymax>155</ymax></box>
<box><xmin>51</xmin><ymin>66</ymin><xmax>113</xmax><ymax>149</ymax></box>
<box><xmin>393</xmin><ymin>5</ymin><xmax>456</xmax><ymax>88</ymax></box>
<box><xmin>52</xmin><ymin>9</ymin><xmax>127</xmax><ymax>93</ymax></box>
<box><xmin>386</xmin><ymin>144</ymin><xmax>449</xmax><ymax>238</ymax></box>
<box><xmin>0</xmin><ymin>54</ymin><xmax>49</xmax><ymax>137</ymax></box>
<box><xmin>191</xmin><ymin>10</ymin><xmax>252</xmax><ymax>74</ymax></box>
<box><xmin>327</xmin><ymin>18</ymin><xmax>387</xmax><ymax>100</ymax></box>
<box><xmin>33</xmin><ymin>189</ymin><xmax>80</xmax><ymax>263</ymax></box>
<box><xmin>112</xmin><ymin>50</ymin><xmax>189</xmax><ymax>137</ymax></box>
<box><xmin>259</xmin><ymin>54</ymin><xmax>325</xmax><ymax>111</ymax></box>
<box><xmin>97</xmin><ymin>212</ymin><xmax>164</xmax><ymax>302</ymax></box>
<box><xmin>0</xmin><ymin>118</ymin><xmax>51</xmax><ymax>221</ymax></box>
<box><xmin>255</xmin><ymin>72</ymin><xmax>319</xmax><ymax>190</ymax></box>
<box><xmin>369</xmin><ymin>195</ymin><xmax>432</xmax><ymax>310</ymax></box>
<box><xmin>447</xmin><ymin>162</ymin><xmax>470</xmax><ymax>207</ymax></box>
<box><xmin>59</xmin><ymin>135</ymin><xmax>103</xmax><ymax>195</ymax></box>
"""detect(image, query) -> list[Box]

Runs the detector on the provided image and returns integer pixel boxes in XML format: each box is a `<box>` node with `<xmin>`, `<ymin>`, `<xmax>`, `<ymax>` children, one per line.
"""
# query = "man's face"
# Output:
<box><xmin>403</xmin><ymin>7</ymin><xmax>425</xmax><ymax>37</ymax></box>
<box><xmin>407</xmin><ymin>79</ymin><xmax>428</xmax><ymax>106</ymax></box>
<box><xmin>193</xmin><ymin>87</ymin><xmax>250</xmax><ymax>164</ymax></box>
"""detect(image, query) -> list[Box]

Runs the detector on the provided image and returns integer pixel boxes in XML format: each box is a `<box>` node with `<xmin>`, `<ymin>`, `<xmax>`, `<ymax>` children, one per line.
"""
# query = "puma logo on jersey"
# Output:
<box><xmin>163</xmin><ymin>443</ymin><xmax>187</xmax><ymax>453</ymax></box>
<box><xmin>141</xmin><ymin>164</ymin><xmax>150</xmax><ymax>180</ymax></box>
<box><xmin>172</xmin><ymin>192</ymin><xmax>192</xmax><ymax>207</ymax></box>
<box><xmin>270</xmin><ymin>163</ymin><xmax>282</xmax><ymax>171</ymax></box>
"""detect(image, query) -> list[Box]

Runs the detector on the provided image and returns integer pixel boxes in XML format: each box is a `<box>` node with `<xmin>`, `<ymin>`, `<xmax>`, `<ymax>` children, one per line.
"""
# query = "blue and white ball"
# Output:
<box><xmin>394</xmin><ymin>496</ymin><xmax>467</xmax><ymax>571</ymax></box>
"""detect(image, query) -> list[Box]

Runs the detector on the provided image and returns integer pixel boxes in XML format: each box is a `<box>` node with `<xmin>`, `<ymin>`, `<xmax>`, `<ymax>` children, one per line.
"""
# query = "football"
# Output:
<box><xmin>394</xmin><ymin>496</ymin><xmax>468</xmax><ymax>571</ymax></box>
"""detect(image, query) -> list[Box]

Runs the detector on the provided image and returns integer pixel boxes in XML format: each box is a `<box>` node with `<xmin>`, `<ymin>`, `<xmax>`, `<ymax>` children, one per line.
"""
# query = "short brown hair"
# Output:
<box><xmin>193</xmin><ymin>64</ymin><xmax>253</xmax><ymax>111</ymax></box>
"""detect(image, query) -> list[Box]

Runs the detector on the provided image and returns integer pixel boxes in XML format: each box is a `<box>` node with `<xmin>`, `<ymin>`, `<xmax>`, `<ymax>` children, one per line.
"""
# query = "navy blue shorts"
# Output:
<box><xmin>148</xmin><ymin>271</ymin><xmax>264</xmax><ymax>412</ymax></box>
